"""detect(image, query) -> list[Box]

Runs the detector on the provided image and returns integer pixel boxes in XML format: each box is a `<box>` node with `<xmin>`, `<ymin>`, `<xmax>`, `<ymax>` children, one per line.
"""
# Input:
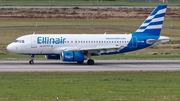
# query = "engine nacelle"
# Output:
<box><xmin>60</xmin><ymin>51</ymin><xmax>86</xmax><ymax>62</ymax></box>
<box><xmin>45</xmin><ymin>54</ymin><xmax>60</xmax><ymax>59</ymax></box>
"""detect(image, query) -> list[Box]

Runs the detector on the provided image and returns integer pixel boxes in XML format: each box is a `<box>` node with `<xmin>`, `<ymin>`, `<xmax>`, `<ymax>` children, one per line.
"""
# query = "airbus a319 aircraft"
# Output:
<box><xmin>7</xmin><ymin>5</ymin><xmax>170</xmax><ymax>65</ymax></box>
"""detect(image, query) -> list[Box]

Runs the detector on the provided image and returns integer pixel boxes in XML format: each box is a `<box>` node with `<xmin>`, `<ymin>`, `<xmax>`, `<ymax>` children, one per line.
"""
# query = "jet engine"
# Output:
<box><xmin>60</xmin><ymin>51</ymin><xmax>87</xmax><ymax>62</ymax></box>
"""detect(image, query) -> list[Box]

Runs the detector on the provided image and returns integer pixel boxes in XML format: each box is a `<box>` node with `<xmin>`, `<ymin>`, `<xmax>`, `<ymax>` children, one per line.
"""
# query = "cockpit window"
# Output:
<box><xmin>13</xmin><ymin>40</ymin><xmax>25</xmax><ymax>43</ymax></box>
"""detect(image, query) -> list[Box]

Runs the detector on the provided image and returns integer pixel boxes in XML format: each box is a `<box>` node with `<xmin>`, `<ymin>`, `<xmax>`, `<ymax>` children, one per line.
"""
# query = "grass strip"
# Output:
<box><xmin>0</xmin><ymin>72</ymin><xmax>179</xmax><ymax>101</ymax></box>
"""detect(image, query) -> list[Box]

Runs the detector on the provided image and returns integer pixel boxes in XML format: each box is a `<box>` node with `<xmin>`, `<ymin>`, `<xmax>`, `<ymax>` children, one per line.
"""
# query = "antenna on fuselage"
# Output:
<box><xmin>104</xmin><ymin>32</ymin><xmax>106</xmax><ymax>34</ymax></box>
<box><xmin>33</xmin><ymin>32</ymin><xmax>35</xmax><ymax>35</ymax></box>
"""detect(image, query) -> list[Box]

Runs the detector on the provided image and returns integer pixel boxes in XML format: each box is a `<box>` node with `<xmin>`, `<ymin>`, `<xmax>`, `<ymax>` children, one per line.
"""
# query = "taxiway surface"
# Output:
<box><xmin>0</xmin><ymin>60</ymin><xmax>179</xmax><ymax>72</ymax></box>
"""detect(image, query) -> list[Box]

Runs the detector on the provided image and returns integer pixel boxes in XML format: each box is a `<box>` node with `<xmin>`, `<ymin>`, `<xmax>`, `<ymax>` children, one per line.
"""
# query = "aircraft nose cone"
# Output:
<box><xmin>7</xmin><ymin>44</ymin><xmax>14</xmax><ymax>52</ymax></box>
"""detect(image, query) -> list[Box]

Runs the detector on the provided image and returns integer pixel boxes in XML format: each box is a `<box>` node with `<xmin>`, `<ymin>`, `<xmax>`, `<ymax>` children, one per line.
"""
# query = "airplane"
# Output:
<box><xmin>7</xmin><ymin>5</ymin><xmax>170</xmax><ymax>65</ymax></box>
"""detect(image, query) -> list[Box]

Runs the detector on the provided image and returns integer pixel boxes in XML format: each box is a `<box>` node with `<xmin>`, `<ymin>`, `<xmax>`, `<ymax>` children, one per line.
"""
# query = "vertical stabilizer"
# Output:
<box><xmin>135</xmin><ymin>5</ymin><xmax>167</xmax><ymax>36</ymax></box>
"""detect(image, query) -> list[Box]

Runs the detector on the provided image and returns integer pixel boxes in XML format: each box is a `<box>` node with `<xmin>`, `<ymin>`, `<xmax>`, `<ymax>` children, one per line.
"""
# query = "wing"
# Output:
<box><xmin>53</xmin><ymin>45</ymin><xmax>125</xmax><ymax>54</ymax></box>
<box><xmin>79</xmin><ymin>45</ymin><xmax>125</xmax><ymax>54</ymax></box>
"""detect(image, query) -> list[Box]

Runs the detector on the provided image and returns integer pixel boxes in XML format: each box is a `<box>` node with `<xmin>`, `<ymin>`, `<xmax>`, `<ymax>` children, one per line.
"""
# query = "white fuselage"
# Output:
<box><xmin>7</xmin><ymin>34</ymin><xmax>133</xmax><ymax>54</ymax></box>
<box><xmin>7</xmin><ymin>33</ymin><xmax>170</xmax><ymax>56</ymax></box>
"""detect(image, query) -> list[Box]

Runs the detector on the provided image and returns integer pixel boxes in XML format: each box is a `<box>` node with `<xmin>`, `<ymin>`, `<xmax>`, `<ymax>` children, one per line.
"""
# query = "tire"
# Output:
<box><xmin>87</xmin><ymin>59</ymin><xmax>94</xmax><ymax>65</ymax></box>
<box><xmin>29</xmin><ymin>60</ymin><xmax>34</xmax><ymax>64</ymax></box>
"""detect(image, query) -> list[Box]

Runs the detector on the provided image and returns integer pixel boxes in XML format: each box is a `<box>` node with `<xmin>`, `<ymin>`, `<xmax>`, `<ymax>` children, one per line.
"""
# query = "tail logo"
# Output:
<box><xmin>135</xmin><ymin>5</ymin><xmax>167</xmax><ymax>34</ymax></box>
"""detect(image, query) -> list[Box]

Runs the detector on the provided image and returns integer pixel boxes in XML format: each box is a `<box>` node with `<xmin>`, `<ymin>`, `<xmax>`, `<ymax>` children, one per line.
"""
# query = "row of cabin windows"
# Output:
<box><xmin>64</xmin><ymin>41</ymin><xmax>129</xmax><ymax>44</ymax></box>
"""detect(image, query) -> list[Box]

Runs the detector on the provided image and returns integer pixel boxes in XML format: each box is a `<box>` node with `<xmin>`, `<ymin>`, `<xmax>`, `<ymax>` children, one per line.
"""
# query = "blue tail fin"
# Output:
<box><xmin>135</xmin><ymin>5</ymin><xmax>167</xmax><ymax>36</ymax></box>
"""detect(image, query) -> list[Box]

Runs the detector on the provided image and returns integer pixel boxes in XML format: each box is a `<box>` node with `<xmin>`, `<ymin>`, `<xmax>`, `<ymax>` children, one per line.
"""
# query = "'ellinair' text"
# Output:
<box><xmin>37</xmin><ymin>37</ymin><xmax>66</xmax><ymax>44</ymax></box>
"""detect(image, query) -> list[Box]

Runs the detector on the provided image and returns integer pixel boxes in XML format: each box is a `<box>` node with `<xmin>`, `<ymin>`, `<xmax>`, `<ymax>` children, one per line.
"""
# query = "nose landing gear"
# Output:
<box><xmin>29</xmin><ymin>54</ymin><xmax>34</xmax><ymax>64</ymax></box>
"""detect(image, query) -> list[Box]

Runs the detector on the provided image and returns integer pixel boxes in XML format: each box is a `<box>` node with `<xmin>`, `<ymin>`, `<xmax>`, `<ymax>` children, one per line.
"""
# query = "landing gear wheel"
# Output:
<box><xmin>77</xmin><ymin>61</ymin><xmax>84</xmax><ymax>64</ymax></box>
<box><xmin>87</xmin><ymin>59</ymin><xmax>94</xmax><ymax>65</ymax></box>
<box><xmin>29</xmin><ymin>54</ymin><xmax>35</xmax><ymax>64</ymax></box>
<box><xmin>29</xmin><ymin>60</ymin><xmax>34</xmax><ymax>64</ymax></box>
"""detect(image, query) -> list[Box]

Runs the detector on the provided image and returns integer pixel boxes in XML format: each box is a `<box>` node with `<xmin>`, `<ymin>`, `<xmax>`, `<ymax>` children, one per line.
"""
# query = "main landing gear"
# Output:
<box><xmin>77</xmin><ymin>59</ymin><xmax>94</xmax><ymax>65</ymax></box>
<box><xmin>86</xmin><ymin>53</ymin><xmax>94</xmax><ymax>65</ymax></box>
<box><xmin>29</xmin><ymin>54</ymin><xmax>34</xmax><ymax>64</ymax></box>
<box><xmin>87</xmin><ymin>59</ymin><xmax>94</xmax><ymax>65</ymax></box>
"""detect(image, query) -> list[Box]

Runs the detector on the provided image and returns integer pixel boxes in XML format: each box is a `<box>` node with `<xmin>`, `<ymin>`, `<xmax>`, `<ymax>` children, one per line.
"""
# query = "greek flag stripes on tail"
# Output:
<box><xmin>135</xmin><ymin>5</ymin><xmax>167</xmax><ymax>36</ymax></box>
